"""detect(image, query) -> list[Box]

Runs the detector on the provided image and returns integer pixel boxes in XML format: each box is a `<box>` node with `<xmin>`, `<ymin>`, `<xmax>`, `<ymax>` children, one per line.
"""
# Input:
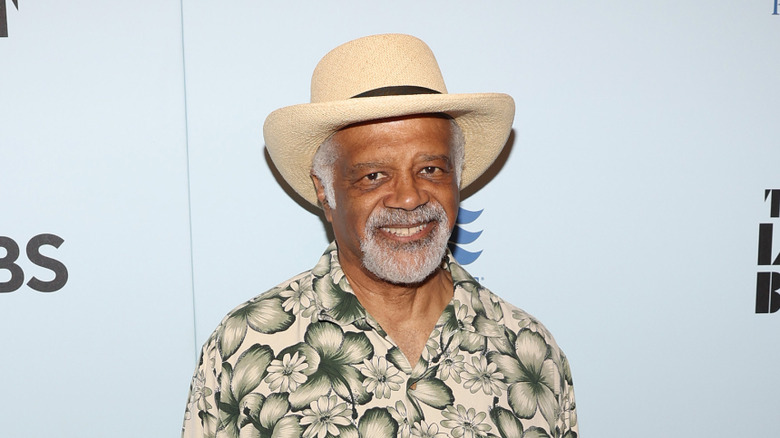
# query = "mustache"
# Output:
<box><xmin>365</xmin><ymin>203</ymin><xmax>448</xmax><ymax>229</ymax></box>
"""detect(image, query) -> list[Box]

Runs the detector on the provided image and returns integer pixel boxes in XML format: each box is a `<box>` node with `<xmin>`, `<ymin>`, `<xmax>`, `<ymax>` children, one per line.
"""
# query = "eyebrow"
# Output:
<box><xmin>350</xmin><ymin>161</ymin><xmax>389</xmax><ymax>170</ymax></box>
<box><xmin>418</xmin><ymin>154</ymin><xmax>452</xmax><ymax>164</ymax></box>
<box><xmin>348</xmin><ymin>154</ymin><xmax>452</xmax><ymax>170</ymax></box>
<box><xmin>343</xmin><ymin>161</ymin><xmax>389</xmax><ymax>179</ymax></box>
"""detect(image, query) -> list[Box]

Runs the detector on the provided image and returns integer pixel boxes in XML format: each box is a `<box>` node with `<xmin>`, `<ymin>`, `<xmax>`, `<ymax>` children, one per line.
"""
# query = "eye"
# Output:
<box><xmin>420</xmin><ymin>166</ymin><xmax>440</xmax><ymax>175</ymax></box>
<box><xmin>364</xmin><ymin>172</ymin><xmax>384</xmax><ymax>181</ymax></box>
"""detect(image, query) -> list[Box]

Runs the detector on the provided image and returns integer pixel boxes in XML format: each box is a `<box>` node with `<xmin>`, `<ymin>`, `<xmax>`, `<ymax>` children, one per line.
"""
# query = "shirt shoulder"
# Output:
<box><xmin>199</xmin><ymin>268</ymin><xmax>315</xmax><ymax>363</ymax></box>
<box><xmin>447</xmin><ymin>258</ymin><xmax>574</xmax><ymax>385</ymax></box>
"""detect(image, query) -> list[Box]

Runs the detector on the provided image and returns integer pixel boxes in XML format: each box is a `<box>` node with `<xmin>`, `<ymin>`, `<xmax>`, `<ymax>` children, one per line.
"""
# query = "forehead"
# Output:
<box><xmin>331</xmin><ymin>115</ymin><xmax>454</xmax><ymax>162</ymax></box>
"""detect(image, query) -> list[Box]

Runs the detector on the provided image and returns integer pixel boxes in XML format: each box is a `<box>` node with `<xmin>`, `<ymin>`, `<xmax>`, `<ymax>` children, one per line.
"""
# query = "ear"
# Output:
<box><xmin>311</xmin><ymin>174</ymin><xmax>333</xmax><ymax>223</ymax></box>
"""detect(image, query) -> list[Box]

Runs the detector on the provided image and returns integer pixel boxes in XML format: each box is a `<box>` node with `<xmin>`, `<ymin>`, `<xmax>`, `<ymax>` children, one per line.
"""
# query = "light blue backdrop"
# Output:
<box><xmin>0</xmin><ymin>1</ymin><xmax>195</xmax><ymax>436</ymax></box>
<box><xmin>1</xmin><ymin>1</ymin><xmax>778</xmax><ymax>437</ymax></box>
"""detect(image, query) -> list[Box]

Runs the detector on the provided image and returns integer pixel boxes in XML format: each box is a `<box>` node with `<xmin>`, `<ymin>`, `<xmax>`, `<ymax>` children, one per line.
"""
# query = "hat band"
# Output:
<box><xmin>352</xmin><ymin>85</ymin><xmax>441</xmax><ymax>98</ymax></box>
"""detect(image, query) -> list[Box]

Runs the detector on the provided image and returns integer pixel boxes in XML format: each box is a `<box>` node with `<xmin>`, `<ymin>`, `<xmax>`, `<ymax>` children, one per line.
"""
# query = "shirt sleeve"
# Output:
<box><xmin>181</xmin><ymin>339</ymin><xmax>220</xmax><ymax>438</ymax></box>
<box><xmin>557</xmin><ymin>352</ymin><xmax>579</xmax><ymax>437</ymax></box>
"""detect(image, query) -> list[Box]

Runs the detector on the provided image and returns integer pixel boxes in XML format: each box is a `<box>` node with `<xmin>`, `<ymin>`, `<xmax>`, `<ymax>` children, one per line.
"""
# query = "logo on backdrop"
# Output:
<box><xmin>775</xmin><ymin>0</ymin><xmax>779</xmax><ymax>15</ymax></box>
<box><xmin>0</xmin><ymin>234</ymin><xmax>68</xmax><ymax>293</ymax></box>
<box><xmin>756</xmin><ymin>189</ymin><xmax>780</xmax><ymax>313</ymax></box>
<box><xmin>448</xmin><ymin>207</ymin><xmax>484</xmax><ymax>265</ymax></box>
<box><xmin>0</xmin><ymin>0</ymin><xmax>19</xmax><ymax>38</ymax></box>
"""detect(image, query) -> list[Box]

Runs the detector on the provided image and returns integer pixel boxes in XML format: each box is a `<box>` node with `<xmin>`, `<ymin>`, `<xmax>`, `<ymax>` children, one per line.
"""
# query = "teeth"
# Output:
<box><xmin>383</xmin><ymin>224</ymin><xmax>425</xmax><ymax>237</ymax></box>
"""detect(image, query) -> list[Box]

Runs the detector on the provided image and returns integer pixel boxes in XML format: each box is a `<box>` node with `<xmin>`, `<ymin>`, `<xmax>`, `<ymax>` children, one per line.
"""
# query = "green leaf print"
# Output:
<box><xmin>227</xmin><ymin>382</ymin><xmax>299</xmax><ymax>437</ymax></box>
<box><xmin>522</xmin><ymin>426</ymin><xmax>552</xmax><ymax>438</ymax></box>
<box><xmin>232</xmin><ymin>344</ymin><xmax>274</xmax><ymax>401</ymax></box>
<box><xmin>215</xmin><ymin>345</ymin><xmax>296</xmax><ymax>437</ymax></box>
<box><xmin>245</xmin><ymin>298</ymin><xmax>296</xmax><ymax>334</ymax></box>
<box><xmin>315</xmin><ymin>276</ymin><xmax>366</xmax><ymax>325</ymax></box>
<box><xmin>358</xmin><ymin>408</ymin><xmax>398</xmax><ymax>438</ymax></box>
<box><xmin>409</xmin><ymin>376</ymin><xmax>454</xmax><ymax>409</ymax></box>
<box><xmin>216</xmin><ymin>363</ymin><xmax>239</xmax><ymax>436</ymax></box>
<box><xmin>270</xmin><ymin>416</ymin><xmax>304</xmax><ymax>438</ymax></box>
<box><xmin>386</xmin><ymin>347</ymin><xmax>412</xmax><ymax>374</ymax></box>
<box><xmin>219</xmin><ymin>312</ymin><xmax>248</xmax><ymax>361</ymax></box>
<box><xmin>473</xmin><ymin>313</ymin><xmax>505</xmax><ymax>338</ymax></box>
<box><xmin>182</xmin><ymin>243</ymin><xmax>578</xmax><ymax>438</ymax></box>
<box><xmin>490</xmin><ymin>406</ymin><xmax>524</xmax><ymax>438</ymax></box>
<box><xmin>256</xmin><ymin>392</ymin><xmax>289</xmax><ymax>430</ymax></box>
<box><xmin>219</xmin><ymin>297</ymin><xmax>294</xmax><ymax>361</ymax></box>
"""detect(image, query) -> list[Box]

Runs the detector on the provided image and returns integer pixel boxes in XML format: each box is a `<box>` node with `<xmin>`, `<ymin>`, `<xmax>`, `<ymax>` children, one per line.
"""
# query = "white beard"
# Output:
<box><xmin>360</xmin><ymin>202</ymin><xmax>451</xmax><ymax>284</ymax></box>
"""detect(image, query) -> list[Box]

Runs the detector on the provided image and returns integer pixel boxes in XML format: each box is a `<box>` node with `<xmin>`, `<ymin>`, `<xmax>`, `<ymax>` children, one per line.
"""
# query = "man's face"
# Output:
<box><xmin>315</xmin><ymin>115</ymin><xmax>460</xmax><ymax>284</ymax></box>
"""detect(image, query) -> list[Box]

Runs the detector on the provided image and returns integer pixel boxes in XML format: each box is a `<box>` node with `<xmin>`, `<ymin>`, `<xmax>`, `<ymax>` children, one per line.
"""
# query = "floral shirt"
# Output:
<box><xmin>182</xmin><ymin>243</ymin><xmax>578</xmax><ymax>438</ymax></box>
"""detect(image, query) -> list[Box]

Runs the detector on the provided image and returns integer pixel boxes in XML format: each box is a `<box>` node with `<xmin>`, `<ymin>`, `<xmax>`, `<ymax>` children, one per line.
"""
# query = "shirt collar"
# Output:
<box><xmin>310</xmin><ymin>242</ymin><xmax>479</xmax><ymax>329</ymax></box>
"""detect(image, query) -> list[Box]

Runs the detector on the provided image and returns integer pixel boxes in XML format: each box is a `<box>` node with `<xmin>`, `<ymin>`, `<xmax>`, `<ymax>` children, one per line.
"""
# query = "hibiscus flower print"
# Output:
<box><xmin>181</xmin><ymin>243</ymin><xmax>578</xmax><ymax>438</ymax></box>
<box><xmin>361</xmin><ymin>356</ymin><xmax>404</xmax><ymax>399</ymax></box>
<box><xmin>287</xmin><ymin>321</ymin><xmax>373</xmax><ymax>410</ymax></box>
<box><xmin>488</xmin><ymin>329</ymin><xmax>561</xmax><ymax>432</ymax></box>
<box><xmin>216</xmin><ymin>345</ymin><xmax>304</xmax><ymax>437</ymax></box>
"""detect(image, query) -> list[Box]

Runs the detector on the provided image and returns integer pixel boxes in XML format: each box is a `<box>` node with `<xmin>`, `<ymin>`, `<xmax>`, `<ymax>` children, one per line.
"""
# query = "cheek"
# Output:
<box><xmin>333</xmin><ymin>199</ymin><xmax>370</xmax><ymax>236</ymax></box>
<box><xmin>438</xmin><ymin>186</ymin><xmax>459</xmax><ymax>212</ymax></box>
<box><xmin>341</xmin><ymin>192</ymin><xmax>379</xmax><ymax>221</ymax></box>
<box><xmin>444</xmin><ymin>197</ymin><xmax>460</xmax><ymax>229</ymax></box>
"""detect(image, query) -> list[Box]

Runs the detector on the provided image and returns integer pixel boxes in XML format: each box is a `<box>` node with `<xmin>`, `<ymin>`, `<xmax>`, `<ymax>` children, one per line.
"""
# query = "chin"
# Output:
<box><xmin>361</xmin><ymin>232</ymin><xmax>448</xmax><ymax>285</ymax></box>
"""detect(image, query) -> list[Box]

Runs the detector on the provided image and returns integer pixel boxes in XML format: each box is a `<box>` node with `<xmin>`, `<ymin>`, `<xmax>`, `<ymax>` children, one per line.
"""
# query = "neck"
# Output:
<box><xmin>346</xmin><ymin>265</ymin><xmax>453</xmax><ymax>316</ymax></box>
<box><xmin>338</xmin><ymin>252</ymin><xmax>453</xmax><ymax>366</ymax></box>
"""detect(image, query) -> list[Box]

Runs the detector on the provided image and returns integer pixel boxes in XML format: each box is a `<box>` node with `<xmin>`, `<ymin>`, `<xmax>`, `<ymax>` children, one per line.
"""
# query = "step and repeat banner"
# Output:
<box><xmin>2</xmin><ymin>1</ymin><xmax>778</xmax><ymax>437</ymax></box>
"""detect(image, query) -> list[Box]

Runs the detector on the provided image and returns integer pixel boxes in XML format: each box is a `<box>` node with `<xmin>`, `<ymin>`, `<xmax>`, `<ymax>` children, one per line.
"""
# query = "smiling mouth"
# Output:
<box><xmin>381</xmin><ymin>223</ymin><xmax>430</xmax><ymax>237</ymax></box>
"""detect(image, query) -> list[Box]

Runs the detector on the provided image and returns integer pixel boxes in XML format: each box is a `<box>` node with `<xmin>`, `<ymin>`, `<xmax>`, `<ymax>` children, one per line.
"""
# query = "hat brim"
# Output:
<box><xmin>263</xmin><ymin>92</ymin><xmax>515</xmax><ymax>207</ymax></box>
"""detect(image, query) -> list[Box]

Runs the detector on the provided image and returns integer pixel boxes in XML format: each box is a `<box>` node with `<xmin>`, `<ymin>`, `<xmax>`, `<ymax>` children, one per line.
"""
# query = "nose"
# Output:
<box><xmin>384</xmin><ymin>173</ymin><xmax>429</xmax><ymax>210</ymax></box>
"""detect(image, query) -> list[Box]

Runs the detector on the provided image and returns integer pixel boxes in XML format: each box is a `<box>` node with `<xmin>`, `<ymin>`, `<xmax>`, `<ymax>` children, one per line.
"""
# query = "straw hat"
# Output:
<box><xmin>263</xmin><ymin>33</ymin><xmax>515</xmax><ymax>207</ymax></box>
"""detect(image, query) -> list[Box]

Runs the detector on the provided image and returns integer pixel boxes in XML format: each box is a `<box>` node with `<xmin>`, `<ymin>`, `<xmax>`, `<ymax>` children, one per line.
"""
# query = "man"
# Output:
<box><xmin>183</xmin><ymin>34</ymin><xmax>578</xmax><ymax>438</ymax></box>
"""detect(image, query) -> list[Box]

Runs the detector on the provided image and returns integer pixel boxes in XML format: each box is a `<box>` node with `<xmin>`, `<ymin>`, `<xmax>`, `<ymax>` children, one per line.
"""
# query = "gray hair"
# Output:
<box><xmin>311</xmin><ymin>118</ymin><xmax>465</xmax><ymax>208</ymax></box>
